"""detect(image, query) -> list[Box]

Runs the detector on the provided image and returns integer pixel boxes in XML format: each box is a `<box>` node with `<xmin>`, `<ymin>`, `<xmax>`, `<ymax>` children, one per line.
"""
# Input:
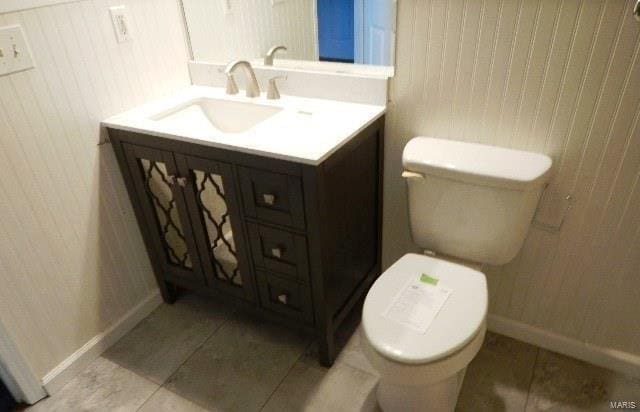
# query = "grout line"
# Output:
<box><xmin>132</xmin><ymin>306</ymin><xmax>238</xmax><ymax>412</ymax></box>
<box><xmin>160</xmin><ymin>305</ymin><xmax>239</xmax><ymax>385</ymax></box>
<box><xmin>134</xmin><ymin>384</ymin><xmax>162</xmax><ymax>412</ymax></box>
<box><xmin>258</xmin><ymin>339</ymin><xmax>315</xmax><ymax>411</ymax></box>
<box><xmin>133</xmin><ymin>299</ymin><xmax>239</xmax><ymax>411</ymax></box>
<box><xmin>523</xmin><ymin>347</ymin><xmax>541</xmax><ymax>411</ymax></box>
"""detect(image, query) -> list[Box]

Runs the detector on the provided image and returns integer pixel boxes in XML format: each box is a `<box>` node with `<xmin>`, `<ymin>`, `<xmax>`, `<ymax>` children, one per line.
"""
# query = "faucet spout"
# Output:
<box><xmin>264</xmin><ymin>45</ymin><xmax>287</xmax><ymax>66</ymax></box>
<box><xmin>224</xmin><ymin>60</ymin><xmax>260</xmax><ymax>98</ymax></box>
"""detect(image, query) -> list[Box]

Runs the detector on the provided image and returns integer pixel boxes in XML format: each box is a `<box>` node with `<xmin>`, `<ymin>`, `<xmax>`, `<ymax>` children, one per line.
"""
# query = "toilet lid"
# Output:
<box><xmin>362</xmin><ymin>254</ymin><xmax>488</xmax><ymax>364</ymax></box>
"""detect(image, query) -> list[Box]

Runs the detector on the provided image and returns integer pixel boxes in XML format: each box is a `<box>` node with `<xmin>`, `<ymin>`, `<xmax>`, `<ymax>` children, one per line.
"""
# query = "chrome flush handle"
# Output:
<box><xmin>401</xmin><ymin>171</ymin><xmax>425</xmax><ymax>180</ymax></box>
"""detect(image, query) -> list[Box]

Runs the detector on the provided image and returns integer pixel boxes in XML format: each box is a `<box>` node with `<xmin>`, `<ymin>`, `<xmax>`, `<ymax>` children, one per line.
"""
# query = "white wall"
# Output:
<box><xmin>0</xmin><ymin>0</ymin><xmax>190</xmax><ymax>384</ymax></box>
<box><xmin>385</xmin><ymin>0</ymin><xmax>640</xmax><ymax>367</ymax></box>
<box><xmin>182</xmin><ymin>0</ymin><xmax>317</xmax><ymax>63</ymax></box>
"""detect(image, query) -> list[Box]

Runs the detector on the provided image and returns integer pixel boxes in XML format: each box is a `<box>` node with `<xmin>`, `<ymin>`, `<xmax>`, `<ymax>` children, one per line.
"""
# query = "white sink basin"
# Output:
<box><xmin>151</xmin><ymin>97</ymin><xmax>282</xmax><ymax>133</ymax></box>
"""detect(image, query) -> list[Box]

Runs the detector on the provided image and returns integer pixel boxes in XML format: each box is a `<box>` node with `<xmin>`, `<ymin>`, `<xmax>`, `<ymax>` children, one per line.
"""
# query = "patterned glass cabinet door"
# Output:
<box><xmin>175</xmin><ymin>154</ymin><xmax>256</xmax><ymax>301</ymax></box>
<box><xmin>123</xmin><ymin>144</ymin><xmax>206</xmax><ymax>285</ymax></box>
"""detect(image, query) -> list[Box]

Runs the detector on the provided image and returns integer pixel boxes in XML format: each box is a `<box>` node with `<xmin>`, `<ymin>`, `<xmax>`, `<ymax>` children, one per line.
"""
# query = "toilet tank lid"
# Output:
<box><xmin>403</xmin><ymin>137</ymin><xmax>552</xmax><ymax>189</ymax></box>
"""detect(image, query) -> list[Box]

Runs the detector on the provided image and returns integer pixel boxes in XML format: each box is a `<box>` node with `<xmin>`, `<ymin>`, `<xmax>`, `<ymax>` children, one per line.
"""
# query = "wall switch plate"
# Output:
<box><xmin>0</xmin><ymin>25</ymin><xmax>35</xmax><ymax>76</ymax></box>
<box><xmin>109</xmin><ymin>5</ymin><xmax>132</xmax><ymax>43</ymax></box>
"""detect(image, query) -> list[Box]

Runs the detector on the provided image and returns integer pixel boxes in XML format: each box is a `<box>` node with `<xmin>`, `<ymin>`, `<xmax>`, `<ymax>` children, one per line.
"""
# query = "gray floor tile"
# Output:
<box><xmin>525</xmin><ymin>349</ymin><xmax>640</xmax><ymax>412</ymax></box>
<box><xmin>456</xmin><ymin>332</ymin><xmax>539</xmax><ymax>412</ymax></box>
<box><xmin>336</xmin><ymin>326</ymin><xmax>380</xmax><ymax>376</ymax></box>
<box><xmin>303</xmin><ymin>326</ymin><xmax>378</xmax><ymax>377</ymax></box>
<box><xmin>262</xmin><ymin>361</ymin><xmax>379</xmax><ymax>412</ymax></box>
<box><xmin>163</xmin><ymin>311</ymin><xmax>311</xmax><ymax>412</ymax></box>
<box><xmin>27</xmin><ymin>357</ymin><xmax>157</xmax><ymax>412</ymax></box>
<box><xmin>300</xmin><ymin>304</ymin><xmax>379</xmax><ymax>377</ymax></box>
<box><xmin>26</xmin><ymin>292</ymin><xmax>640</xmax><ymax>412</ymax></box>
<box><xmin>104</xmin><ymin>293</ymin><xmax>235</xmax><ymax>384</ymax></box>
<box><xmin>138</xmin><ymin>387</ymin><xmax>213</xmax><ymax>412</ymax></box>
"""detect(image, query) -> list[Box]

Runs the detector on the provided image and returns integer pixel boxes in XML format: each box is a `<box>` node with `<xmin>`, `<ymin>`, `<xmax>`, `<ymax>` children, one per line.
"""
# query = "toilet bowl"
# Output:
<box><xmin>362</xmin><ymin>137</ymin><xmax>552</xmax><ymax>411</ymax></box>
<box><xmin>362</xmin><ymin>254</ymin><xmax>487</xmax><ymax>412</ymax></box>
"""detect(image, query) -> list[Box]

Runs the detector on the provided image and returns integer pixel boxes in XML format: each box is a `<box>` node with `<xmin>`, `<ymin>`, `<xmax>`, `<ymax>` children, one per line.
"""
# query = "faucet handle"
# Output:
<box><xmin>267</xmin><ymin>75</ymin><xmax>287</xmax><ymax>100</ymax></box>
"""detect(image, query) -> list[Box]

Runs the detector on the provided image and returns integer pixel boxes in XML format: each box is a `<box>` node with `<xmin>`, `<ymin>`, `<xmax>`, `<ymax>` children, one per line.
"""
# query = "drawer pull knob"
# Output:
<box><xmin>277</xmin><ymin>293</ymin><xmax>288</xmax><ymax>305</ymax></box>
<box><xmin>176</xmin><ymin>176</ymin><xmax>189</xmax><ymax>187</ymax></box>
<box><xmin>271</xmin><ymin>246</ymin><xmax>284</xmax><ymax>259</ymax></box>
<box><xmin>262</xmin><ymin>193</ymin><xmax>276</xmax><ymax>205</ymax></box>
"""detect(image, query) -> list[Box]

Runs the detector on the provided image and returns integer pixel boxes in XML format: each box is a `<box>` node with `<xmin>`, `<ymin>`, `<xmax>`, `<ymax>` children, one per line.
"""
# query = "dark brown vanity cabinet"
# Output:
<box><xmin>108</xmin><ymin>116</ymin><xmax>384</xmax><ymax>366</ymax></box>
<box><xmin>121</xmin><ymin>144</ymin><xmax>256</xmax><ymax>301</ymax></box>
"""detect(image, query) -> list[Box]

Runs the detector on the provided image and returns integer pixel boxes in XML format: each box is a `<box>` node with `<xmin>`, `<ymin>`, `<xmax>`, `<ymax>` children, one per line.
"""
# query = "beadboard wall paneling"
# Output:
<box><xmin>385</xmin><ymin>0</ymin><xmax>640</xmax><ymax>359</ymax></box>
<box><xmin>182</xmin><ymin>0</ymin><xmax>317</xmax><ymax>63</ymax></box>
<box><xmin>0</xmin><ymin>0</ymin><xmax>190</xmax><ymax>380</ymax></box>
<box><xmin>0</xmin><ymin>0</ymin><xmax>75</xmax><ymax>14</ymax></box>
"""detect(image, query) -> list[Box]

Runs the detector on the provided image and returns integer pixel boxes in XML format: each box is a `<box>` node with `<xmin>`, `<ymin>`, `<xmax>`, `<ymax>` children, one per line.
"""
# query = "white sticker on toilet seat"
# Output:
<box><xmin>383</xmin><ymin>277</ymin><xmax>452</xmax><ymax>334</ymax></box>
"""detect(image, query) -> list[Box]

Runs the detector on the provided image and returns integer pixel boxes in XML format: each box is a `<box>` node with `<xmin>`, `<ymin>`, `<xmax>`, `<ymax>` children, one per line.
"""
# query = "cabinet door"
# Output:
<box><xmin>175</xmin><ymin>154</ymin><xmax>256</xmax><ymax>301</ymax></box>
<box><xmin>123</xmin><ymin>144</ymin><xmax>206</xmax><ymax>284</ymax></box>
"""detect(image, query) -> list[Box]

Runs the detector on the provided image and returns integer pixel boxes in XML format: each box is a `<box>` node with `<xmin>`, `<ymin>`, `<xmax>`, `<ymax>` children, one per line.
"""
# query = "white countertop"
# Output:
<box><xmin>102</xmin><ymin>86</ymin><xmax>386</xmax><ymax>165</ymax></box>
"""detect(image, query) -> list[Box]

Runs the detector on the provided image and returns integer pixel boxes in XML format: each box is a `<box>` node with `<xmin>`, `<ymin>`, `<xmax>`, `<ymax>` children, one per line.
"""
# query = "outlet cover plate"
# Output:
<box><xmin>109</xmin><ymin>5</ymin><xmax>133</xmax><ymax>43</ymax></box>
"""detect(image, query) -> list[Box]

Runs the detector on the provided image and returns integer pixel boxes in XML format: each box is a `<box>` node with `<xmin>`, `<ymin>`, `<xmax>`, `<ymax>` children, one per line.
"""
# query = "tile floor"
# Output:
<box><xmin>23</xmin><ymin>294</ymin><xmax>640</xmax><ymax>412</ymax></box>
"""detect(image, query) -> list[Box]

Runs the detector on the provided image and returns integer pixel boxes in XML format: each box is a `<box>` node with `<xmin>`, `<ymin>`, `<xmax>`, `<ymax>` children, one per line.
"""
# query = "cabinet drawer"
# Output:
<box><xmin>239</xmin><ymin>167</ymin><xmax>305</xmax><ymax>229</ymax></box>
<box><xmin>247</xmin><ymin>223</ymin><xmax>309</xmax><ymax>283</ymax></box>
<box><xmin>256</xmin><ymin>270</ymin><xmax>313</xmax><ymax>323</ymax></box>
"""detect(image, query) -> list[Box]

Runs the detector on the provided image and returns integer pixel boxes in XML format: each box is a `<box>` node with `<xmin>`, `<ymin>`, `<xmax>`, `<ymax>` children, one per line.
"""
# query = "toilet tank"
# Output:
<box><xmin>403</xmin><ymin>137</ymin><xmax>552</xmax><ymax>265</ymax></box>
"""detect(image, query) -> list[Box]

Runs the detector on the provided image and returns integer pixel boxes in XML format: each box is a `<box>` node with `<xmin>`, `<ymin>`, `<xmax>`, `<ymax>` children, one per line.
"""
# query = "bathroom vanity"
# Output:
<box><xmin>104</xmin><ymin>86</ymin><xmax>385</xmax><ymax>365</ymax></box>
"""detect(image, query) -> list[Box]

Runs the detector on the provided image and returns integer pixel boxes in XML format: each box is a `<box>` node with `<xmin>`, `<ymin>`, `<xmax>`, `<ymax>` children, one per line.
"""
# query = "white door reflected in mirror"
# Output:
<box><xmin>355</xmin><ymin>0</ymin><xmax>396</xmax><ymax>66</ymax></box>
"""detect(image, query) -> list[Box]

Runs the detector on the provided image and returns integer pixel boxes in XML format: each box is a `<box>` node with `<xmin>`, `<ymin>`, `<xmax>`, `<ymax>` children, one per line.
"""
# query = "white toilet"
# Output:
<box><xmin>362</xmin><ymin>137</ymin><xmax>552</xmax><ymax>411</ymax></box>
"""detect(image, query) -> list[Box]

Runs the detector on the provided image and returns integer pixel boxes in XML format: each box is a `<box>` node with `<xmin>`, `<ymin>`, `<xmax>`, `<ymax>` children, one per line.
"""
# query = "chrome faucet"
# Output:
<box><xmin>264</xmin><ymin>45</ymin><xmax>287</xmax><ymax>66</ymax></box>
<box><xmin>224</xmin><ymin>60</ymin><xmax>260</xmax><ymax>98</ymax></box>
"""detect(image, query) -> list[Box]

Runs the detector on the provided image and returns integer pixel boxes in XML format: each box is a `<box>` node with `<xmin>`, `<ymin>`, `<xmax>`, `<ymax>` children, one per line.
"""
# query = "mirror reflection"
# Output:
<box><xmin>181</xmin><ymin>0</ymin><xmax>396</xmax><ymax>70</ymax></box>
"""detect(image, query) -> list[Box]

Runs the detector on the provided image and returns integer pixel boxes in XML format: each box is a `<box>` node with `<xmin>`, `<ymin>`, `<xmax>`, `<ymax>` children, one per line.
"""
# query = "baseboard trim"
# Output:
<box><xmin>42</xmin><ymin>290</ymin><xmax>163</xmax><ymax>394</ymax></box>
<box><xmin>488</xmin><ymin>314</ymin><xmax>640</xmax><ymax>378</ymax></box>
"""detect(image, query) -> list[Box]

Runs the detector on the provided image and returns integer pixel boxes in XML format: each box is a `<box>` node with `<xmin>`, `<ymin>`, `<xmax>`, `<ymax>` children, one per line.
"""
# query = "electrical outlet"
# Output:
<box><xmin>0</xmin><ymin>25</ymin><xmax>35</xmax><ymax>77</ymax></box>
<box><xmin>110</xmin><ymin>5</ymin><xmax>132</xmax><ymax>43</ymax></box>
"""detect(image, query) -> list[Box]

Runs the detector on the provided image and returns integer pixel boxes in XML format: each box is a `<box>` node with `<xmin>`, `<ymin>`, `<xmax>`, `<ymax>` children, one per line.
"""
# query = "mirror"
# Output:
<box><xmin>181</xmin><ymin>0</ymin><xmax>396</xmax><ymax>72</ymax></box>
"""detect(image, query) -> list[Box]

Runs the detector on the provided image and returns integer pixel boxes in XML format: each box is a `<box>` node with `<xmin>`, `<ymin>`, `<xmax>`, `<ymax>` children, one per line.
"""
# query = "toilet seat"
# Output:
<box><xmin>362</xmin><ymin>254</ymin><xmax>488</xmax><ymax>365</ymax></box>
<box><xmin>361</xmin><ymin>321</ymin><xmax>486</xmax><ymax>386</ymax></box>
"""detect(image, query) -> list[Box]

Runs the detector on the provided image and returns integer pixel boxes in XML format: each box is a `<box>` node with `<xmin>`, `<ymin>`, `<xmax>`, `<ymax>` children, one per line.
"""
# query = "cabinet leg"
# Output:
<box><xmin>159</xmin><ymin>281</ymin><xmax>177</xmax><ymax>304</ymax></box>
<box><xmin>317</xmin><ymin>333</ymin><xmax>336</xmax><ymax>367</ymax></box>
